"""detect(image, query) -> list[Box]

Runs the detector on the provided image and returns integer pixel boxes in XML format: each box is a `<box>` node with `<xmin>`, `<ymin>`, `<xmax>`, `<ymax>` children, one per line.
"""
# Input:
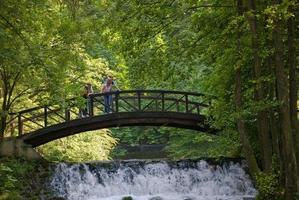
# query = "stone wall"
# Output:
<box><xmin>0</xmin><ymin>138</ymin><xmax>42</xmax><ymax>160</ymax></box>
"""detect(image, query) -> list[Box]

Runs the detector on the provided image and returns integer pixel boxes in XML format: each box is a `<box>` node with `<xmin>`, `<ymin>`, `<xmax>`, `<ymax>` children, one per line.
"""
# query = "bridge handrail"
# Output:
<box><xmin>90</xmin><ymin>90</ymin><xmax>207</xmax><ymax>98</ymax></box>
<box><xmin>12</xmin><ymin>90</ymin><xmax>209</xmax><ymax>115</ymax></box>
<box><xmin>93</xmin><ymin>95</ymin><xmax>208</xmax><ymax>107</ymax></box>
<box><xmin>8</xmin><ymin>90</ymin><xmax>210</xmax><ymax>136</ymax></box>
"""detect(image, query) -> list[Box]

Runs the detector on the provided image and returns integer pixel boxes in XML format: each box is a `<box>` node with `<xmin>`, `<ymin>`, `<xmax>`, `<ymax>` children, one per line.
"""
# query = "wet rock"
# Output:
<box><xmin>243</xmin><ymin>197</ymin><xmax>255</xmax><ymax>200</ymax></box>
<box><xmin>49</xmin><ymin>197</ymin><xmax>65</xmax><ymax>200</ymax></box>
<box><xmin>122</xmin><ymin>196</ymin><xmax>133</xmax><ymax>200</ymax></box>
<box><xmin>149</xmin><ymin>196</ymin><xmax>163</xmax><ymax>200</ymax></box>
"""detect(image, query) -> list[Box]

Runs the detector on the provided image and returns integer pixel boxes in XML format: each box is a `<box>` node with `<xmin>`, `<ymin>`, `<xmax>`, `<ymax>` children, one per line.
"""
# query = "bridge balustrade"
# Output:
<box><xmin>9</xmin><ymin>90</ymin><xmax>210</xmax><ymax>136</ymax></box>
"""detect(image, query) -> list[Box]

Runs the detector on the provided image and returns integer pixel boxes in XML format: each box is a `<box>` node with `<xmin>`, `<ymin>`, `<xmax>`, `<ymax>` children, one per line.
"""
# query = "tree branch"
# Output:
<box><xmin>7</xmin><ymin>72</ymin><xmax>21</xmax><ymax>108</ymax></box>
<box><xmin>0</xmin><ymin>14</ymin><xmax>30</xmax><ymax>48</ymax></box>
<box><xmin>8</xmin><ymin>88</ymin><xmax>31</xmax><ymax>108</ymax></box>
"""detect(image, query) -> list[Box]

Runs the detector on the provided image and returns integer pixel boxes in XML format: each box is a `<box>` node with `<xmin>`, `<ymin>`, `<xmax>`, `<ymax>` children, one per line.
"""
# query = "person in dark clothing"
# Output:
<box><xmin>80</xmin><ymin>83</ymin><xmax>93</xmax><ymax>117</ymax></box>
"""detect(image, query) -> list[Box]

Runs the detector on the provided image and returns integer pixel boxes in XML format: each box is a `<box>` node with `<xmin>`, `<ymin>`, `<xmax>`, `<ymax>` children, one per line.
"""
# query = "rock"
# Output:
<box><xmin>149</xmin><ymin>197</ymin><xmax>163</xmax><ymax>200</ymax></box>
<box><xmin>243</xmin><ymin>197</ymin><xmax>255</xmax><ymax>200</ymax></box>
<box><xmin>122</xmin><ymin>196</ymin><xmax>133</xmax><ymax>200</ymax></box>
<box><xmin>49</xmin><ymin>197</ymin><xmax>66</xmax><ymax>200</ymax></box>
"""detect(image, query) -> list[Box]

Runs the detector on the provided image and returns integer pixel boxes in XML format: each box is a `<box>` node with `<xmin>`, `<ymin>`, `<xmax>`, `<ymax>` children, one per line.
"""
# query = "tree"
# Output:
<box><xmin>96</xmin><ymin>0</ymin><xmax>299</xmax><ymax>198</ymax></box>
<box><xmin>0</xmin><ymin>0</ymin><xmax>116</xmax><ymax>139</ymax></box>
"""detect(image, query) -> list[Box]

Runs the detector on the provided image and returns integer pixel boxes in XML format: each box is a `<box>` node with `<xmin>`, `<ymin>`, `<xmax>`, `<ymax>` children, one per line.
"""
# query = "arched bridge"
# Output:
<box><xmin>11</xmin><ymin>90</ymin><xmax>216</xmax><ymax>147</ymax></box>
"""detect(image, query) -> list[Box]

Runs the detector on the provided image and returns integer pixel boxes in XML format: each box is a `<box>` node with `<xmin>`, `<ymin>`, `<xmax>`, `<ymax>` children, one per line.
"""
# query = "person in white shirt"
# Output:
<box><xmin>101</xmin><ymin>77</ymin><xmax>117</xmax><ymax>113</ymax></box>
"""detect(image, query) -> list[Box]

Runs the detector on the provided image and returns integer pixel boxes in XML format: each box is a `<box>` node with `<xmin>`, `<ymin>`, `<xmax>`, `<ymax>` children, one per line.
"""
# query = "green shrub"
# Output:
<box><xmin>37</xmin><ymin>129</ymin><xmax>117</xmax><ymax>162</ymax></box>
<box><xmin>0</xmin><ymin>158</ymin><xmax>36</xmax><ymax>200</ymax></box>
<box><xmin>255</xmin><ymin>171</ymin><xmax>282</xmax><ymax>200</ymax></box>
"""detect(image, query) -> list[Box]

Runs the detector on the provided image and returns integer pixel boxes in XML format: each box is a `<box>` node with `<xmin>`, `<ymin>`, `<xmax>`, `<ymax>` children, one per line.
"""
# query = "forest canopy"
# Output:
<box><xmin>0</xmin><ymin>0</ymin><xmax>298</xmax><ymax>199</ymax></box>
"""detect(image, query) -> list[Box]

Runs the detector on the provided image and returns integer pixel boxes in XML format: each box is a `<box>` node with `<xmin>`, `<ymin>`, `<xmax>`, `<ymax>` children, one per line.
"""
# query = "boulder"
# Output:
<box><xmin>122</xmin><ymin>196</ymin><xmax>133</xmax><ymax>200</ymax></box>
<box><xmin>149</xmin><ymin>196</ymin><xmax>163</xmax><ymax>200</ymax></box>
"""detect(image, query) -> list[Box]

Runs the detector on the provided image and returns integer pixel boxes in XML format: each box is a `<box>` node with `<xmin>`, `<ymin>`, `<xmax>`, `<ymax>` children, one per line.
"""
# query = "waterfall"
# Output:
<box><xmin>50</xmin><ymin>160</ymin><xmax>256</xmax><ymax>200</ymax></box>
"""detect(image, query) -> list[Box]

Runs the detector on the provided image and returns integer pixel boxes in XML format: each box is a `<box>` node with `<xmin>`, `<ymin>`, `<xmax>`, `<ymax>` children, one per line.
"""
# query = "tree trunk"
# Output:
<box><xmin>246</xmin><ymin>0</ymin><xmax>272</xmax><ymax>172</ymax></box>
<box><xmin>235</xmin><ymin>0</ymin><xmax>260</xmax><ymax>177</ymax></box>
<box><xmin>235</xmin><ymin>67</ymin><xmax>261</xmax><ymax>177</ymax></box>
<box><xmin>266</xmin><ymin>57</ymin><xmax>280</xmax><ymax>159</ymax></box>
<box><xmin>273</xmin><ymin>1</ymin><xmax>298</xmax><ymax>197</ymax></box>
<box><xmin>0</xmin><ymin>82</ymin><xmax>8</xmax><ymax>141</ymax></box>
<box><xmin>0</xmin><ymin>116</ymin><xmax>6</xmax><ymax>141</ymax></box>
<box><xmin>0</xmin><ymin>71</ymin><xmax>19</xmax><ymax>140</ymax></box>
<box><xmin>287</xmin><ymin>6</ymin><xmax>298</xmax><ymax>174</ymax></box>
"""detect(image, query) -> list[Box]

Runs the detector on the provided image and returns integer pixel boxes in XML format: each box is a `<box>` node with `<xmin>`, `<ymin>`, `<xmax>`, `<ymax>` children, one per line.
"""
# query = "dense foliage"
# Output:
<box><xmin>97</xmin><ymin>0</ymin><xmax>299</xmax><ymax>199</ymax></box>
<box><xmin>0</xmin><ymin>0</ymin><xmax>298</xmax><ymax>199</ymax></box>
<box><xmin>0</xmin><ymin>158</ymin><xmax>50</xmax><ymax>200</ymax></box>
<box><xmin>0</xmin><ymin>0</ymin><xmax>118</xmax><ymax>161</ymax></box>
<box><xmin>37</xmin><ymin>130</ymin><xmax>117</xmax><ymax>162</ymax></box>
<box><xmin>166</xmin><ymin>129</ymin><xmax>241</xmax><ymax>159</ymax></box>
<box><xmin>111</xmin><ymin>127</ymin><xmax>169</xmax><ymax>146</ymax></box>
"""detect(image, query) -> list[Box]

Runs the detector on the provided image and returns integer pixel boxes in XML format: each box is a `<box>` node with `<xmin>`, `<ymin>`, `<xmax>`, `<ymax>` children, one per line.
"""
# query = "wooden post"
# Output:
<box><xmin>88</xmin><ymin>96</ymin><xmax>94</xmax><ymax>116</ymax></box>
<box><xmin>137</xmin><ymin>91</ymin><xmax>141</xmax><ymax>111</ymax></box>
<box><xmin>65</xmin><ymin>109</ymin><xmax>70</xmax><ymax>121</ymax></box>
<box><xmin>185</xmin><ymin>94</ymin><xmax>189</xmax><ymax>113</ymax></box>
<box><xmin>115</xmin><ymin>92</ymin><xmax>119</xmax><ymax>113</ymax></box>
<box><xmin>44</xmin><ymin>106</ymin><xmax>48</xmax><ymax>127</ymax></box>
<box><xmin>161</xmin><ymin>92</ymin><xmax>165</xmax><ymax>112</ymax></box>
<box><xmin>111</xmin><ymin>94</ymin><xmax>114</xmax><ymax>112</ymax></box>
<box><xmin>18</xmin><ymin>113</ymin><xmax>23</xmax><ymax>136</ymax></box>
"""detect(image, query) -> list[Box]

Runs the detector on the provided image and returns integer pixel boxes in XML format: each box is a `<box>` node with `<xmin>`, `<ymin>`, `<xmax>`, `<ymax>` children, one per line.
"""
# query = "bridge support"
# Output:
<box><xmin>0</xmin><ymin>137</ymin><xmax>42</xmax><ymax>160</ymax></box>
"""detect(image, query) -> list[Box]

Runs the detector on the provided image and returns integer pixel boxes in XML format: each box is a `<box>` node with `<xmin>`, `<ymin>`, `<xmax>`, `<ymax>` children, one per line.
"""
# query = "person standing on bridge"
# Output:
<box><xmin>86</xmin><ymin>83</ymin><xmax>94</xmax><ymax>116</ymax></box>
<box><xmin>102</xmin><ymin>77</ymin><xmax>119</xmax><ymax>113</ymax></box>
<box><xmin>80</xmin><ymin>83</ymin><xmax>94</xmax><ymax>117</ymax></box>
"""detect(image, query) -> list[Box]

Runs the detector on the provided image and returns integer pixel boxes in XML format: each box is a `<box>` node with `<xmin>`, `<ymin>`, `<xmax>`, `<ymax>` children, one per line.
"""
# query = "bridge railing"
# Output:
<box><xmin>12</xmin><ymin>103</ymin><xmax>79</xmax><ymax>135</ymax></box>
<box><xmin>9</xmin><ymin>90</ymin><xmax>210</xmax><ymax>136</ymax></box>
<box><xmin>90</xmin><ymin>90</ymin><xmax>209</xmax><ymax>116</ymax></box>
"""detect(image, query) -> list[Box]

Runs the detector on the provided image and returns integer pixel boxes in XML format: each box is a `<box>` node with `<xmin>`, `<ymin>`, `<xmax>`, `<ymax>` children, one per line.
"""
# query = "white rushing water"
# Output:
<box><xmin>51</xmin><ymin>160</ymin><xmax>256</xmax><ymax>200</ymax></box>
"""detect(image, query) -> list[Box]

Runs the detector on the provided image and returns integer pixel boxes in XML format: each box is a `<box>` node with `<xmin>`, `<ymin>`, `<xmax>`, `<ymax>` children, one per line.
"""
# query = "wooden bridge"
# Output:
<box><xmin>10</xmin><ymin>90</ymin><xmax>216</xmax><ymax>147</ymax></box>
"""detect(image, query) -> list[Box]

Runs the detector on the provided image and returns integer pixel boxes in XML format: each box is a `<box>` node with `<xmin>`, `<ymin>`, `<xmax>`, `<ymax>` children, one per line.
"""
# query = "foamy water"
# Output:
<box><xmin>50</xmin><ymin>160</ymin><xmax>256</xmax><ymax>200</ymax></box>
